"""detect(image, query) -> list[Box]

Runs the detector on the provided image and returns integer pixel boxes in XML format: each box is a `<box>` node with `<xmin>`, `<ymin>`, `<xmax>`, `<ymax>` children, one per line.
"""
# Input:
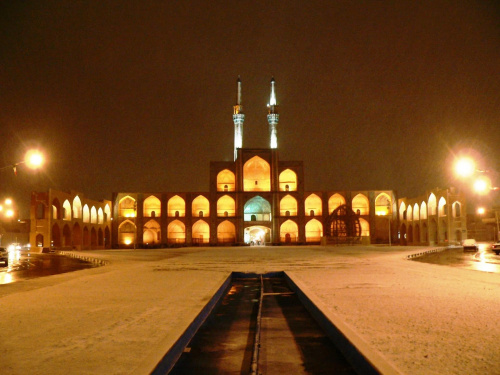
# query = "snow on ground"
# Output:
<box><xmin>0</xmin><ymin>246</ymin><xmax>499</xmax><ymax>375</ymax></box>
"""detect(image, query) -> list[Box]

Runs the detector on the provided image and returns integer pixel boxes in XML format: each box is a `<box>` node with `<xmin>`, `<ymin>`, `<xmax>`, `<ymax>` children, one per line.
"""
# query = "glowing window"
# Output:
<box><xmin>217</xmin><ymin>195</ymin><xmax>235</xmax><ymax>217</ymax></box>
<box><xmin>305</xmin><ymin>219</ymin><xmax>323</xmax><ymax>242</ymax></box>
<box><xmin>104</xmin><ymin>204</ymin><xmax>111</xmax><ymax>223</ymax></box>
<box><xmin>118</xmin><ymin>220</ymin><xmax>136</xmax><ymax>245</ymax></box>
<box><xmin>52</xmin><ymin>205</ymin><xmax>58</xmax><ymax>220</ymax></box>
<box><xmin>407</xmin><ymin>205</ymin><xmax>413</xmax><ymax>222</ymax></box>
<box><xmin>375</xmin><ymin>193</ymin><xmax>391</xmax><ymax>215</ymax></box>
<box><xmin>280</xmin><ymin>195</ymin><xmax>297</xmax><ymax>216</ymax></box>
<box><xmin>328</xmin><ymin>193</ymin><xmax>345</xmax><ymax>214</ymax></box>
<box><xmin>144</xmin><ymin>195</ymin><xmax>161</xmax><ymax>217</ymax></box>
<box><xmin>90</xmin><ymin>206</ymin><xmax>97</xmax><ymax>224</ymax></box>
<box><xmin>217</xmin><ymin>220</ymin><xmax>236</xmax><ymax>243</ymax></box>
<box><xmin>192</xmin><ymin>220</ymin><xmax>209</xmax><ymax>243</ymax></box>
<box><xmin>420</xmin><ymin>201</ymin><xmax>427</xmax><ymax>220</ymax></box>
<box><xmin>119</xmin><ymin>196</ymin><xmax>136</xmax><ymax>218</ymax></box>
<box><xmin>167</xmin><ymin>220</ymin><xmax>185</xmax><ymax>243</ymax></box>
<box><xmin>98</xmin><ymin>208</ymin><xmax>104</xmax><ymax>224</ymax></box>
<box><xmin>359</xmin><ymin>218</ymin><xmax>370</xmax><ymax>236</ymax></box>
<box><xmin>168</xmin><ymin>195</ymin><xmax>185</xmax><ymax>217</ymax></box>
<box><xmin>399</xmin><ymin>202</ymin><xmax>407</xmax><ymax>221</ymax></box>
<box><xmin>244</xmin><ymin>196</ymin><xmax>271</xmax><ymax>221</ymax></box>
<box><xmin>63</xmin><ymin>200</ymin><xmax>72</xmax><ymax>220</ymax></box>
<box><xmin>438</xmin><ymin>197</ymin><xmax>447</xmax><ymax>217</ymax></box>
<box><xmin>82</xmin><ymin>204</ymin><xmax>90</xmax><ymax>223</ymax></box>
<box><xmin>243</xmin><ymin>156</ymin><xmax>270</xmax><ymax>192</ymax></box>
<box><xmin>428</xmin><ymin>194</ymin><xmax>437</xmax><ymax>216</ymax></box>
<box><xmin>52</xmin><ymin>198</ymin><xmax>61</xmax><ymax>220</ymax></box>
<box><xmin>73</xmin><ymin>196</ymin><xmax>82</xmax><ymax>219</ymax></box>
<box><xmin>143</xmin><ymin>219</ymin><xmax>161</xmax><ymax>244</ymax></box>
<box><xmin>352</xmin><ymin>194</ymin><xmax>369</xmax><ymax>215</ymax></box>
<box><xmin>217</xmin><ymin>169</ymin><xmax>235</xmax><ymax>192</ymax></box>
<box><xmin>305</xmin><ymin>194</ymin><xmax>322</xmax><ymax>216</ymax></box>
<box><xmin>279</xmin><ymin>169</ymin><xmax>297</xmax><ymax>191</ymax></box>
<box><xmin>413</xmin><ymin>203</ymin><xmax>420</xmax><ymax>221</ymax></box>
<box><xmin>280</xmin><ymin>220</ymin><xmax>298</xmax><ymax>243</ymax></box>
<box><xmin>192</xmin><ymin>195</ymin><xmax>210</xmax><ymax>217</ymax></box>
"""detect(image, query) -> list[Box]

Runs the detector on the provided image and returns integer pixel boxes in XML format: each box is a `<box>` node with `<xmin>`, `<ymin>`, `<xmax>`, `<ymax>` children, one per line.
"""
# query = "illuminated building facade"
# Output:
<box><xmin>29</xmin><ymin>78</ymin><xmax>467</xmax><ymax>249</ymax></box>
<box><xmin>29</xmin><ymin>190</ymin><xmax>112</xmax><ymax>250</ymax></box>
<box><xmin>398</xmin><ymin>187</ymin><xmax>467</xmax><ymax>245</ymax></box>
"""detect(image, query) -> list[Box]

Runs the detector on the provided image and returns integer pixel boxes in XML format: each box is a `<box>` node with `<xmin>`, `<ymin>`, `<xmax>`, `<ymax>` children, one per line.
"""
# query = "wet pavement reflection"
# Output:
<box><xmin>413</xmin><ymin>243</ymin><xmax>500</xmax><ymax>273</ymax></box>
<box><xmin>0</xmin><ymin>250</ymin><xmax>97</xmax><ymax>285</ymax></box>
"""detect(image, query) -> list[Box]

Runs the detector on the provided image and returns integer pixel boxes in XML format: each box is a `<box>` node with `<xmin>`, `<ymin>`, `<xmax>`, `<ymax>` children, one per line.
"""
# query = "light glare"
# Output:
<box><xmin>454</xmin><ymin>157</ymin><xmax>475</xmax><ymax>177</ymax></box>
<box><xmin>25</xmin><ymin>150</ymin><xmax>44</xmax><ymax>169</ymax></box>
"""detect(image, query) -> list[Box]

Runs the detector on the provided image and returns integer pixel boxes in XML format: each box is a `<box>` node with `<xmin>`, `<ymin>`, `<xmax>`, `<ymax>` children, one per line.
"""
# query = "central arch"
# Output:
<box><xmin>244</xmin><ymin>225</ymin><xmax>271</xmax><ymax>245</ymax></box>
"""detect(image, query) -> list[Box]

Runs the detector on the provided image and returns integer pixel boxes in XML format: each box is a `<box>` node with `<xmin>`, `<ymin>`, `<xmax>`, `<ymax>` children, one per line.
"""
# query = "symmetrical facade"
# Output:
<box><xmin>30</xmin><ymin>77</ymin><xmax>467</xmax><ymax>250</ymax></box>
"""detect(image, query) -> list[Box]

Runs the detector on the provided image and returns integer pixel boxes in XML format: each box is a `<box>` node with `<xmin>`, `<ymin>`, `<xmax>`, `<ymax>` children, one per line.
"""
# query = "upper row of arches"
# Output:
<box><xmin>118</xmin><ymin>192</ymin><xmax>393</xmax><ymax>218</ymax></box>
<box><xmin>399</xmin><ymin>193</ymin><xmax>462</xmax><ymax>221</ymax></box>
<box><xmin>52</xmin><ymin>196</ymin><xmax>111</xmax><ymax>224</ymax></box>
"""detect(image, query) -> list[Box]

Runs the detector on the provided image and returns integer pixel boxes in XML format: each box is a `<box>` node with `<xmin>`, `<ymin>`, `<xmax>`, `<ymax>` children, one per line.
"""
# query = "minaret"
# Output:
<box><xmin>233</xmin><ymin>76</ymin><xmax>245</xmax><ymax>161</ymax></box>
<box><xmin>267</xmin><ymin>77</ymin><xmax>279</xmax><ymax>149</ymax></box>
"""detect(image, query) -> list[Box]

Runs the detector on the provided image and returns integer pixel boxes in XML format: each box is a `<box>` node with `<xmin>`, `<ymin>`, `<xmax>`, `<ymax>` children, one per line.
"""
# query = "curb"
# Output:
<box><xmin>57</xmin><ymin>251</ymin><xmax>109</xmax><ymax>266</ymax></box>
<box><xmin>405</xmin><ymin>247</ymin><xmax>451</xmax><ymax>259</ymax></box>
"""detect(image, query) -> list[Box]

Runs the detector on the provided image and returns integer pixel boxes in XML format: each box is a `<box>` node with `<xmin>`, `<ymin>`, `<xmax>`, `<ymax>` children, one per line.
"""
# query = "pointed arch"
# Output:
<box><xmin>217</xmin><ymin>169</ymin><xmax>235</xmax><ymax>192</ymax></box>
<box><xmin>305</xmin><ymin>219</ymin><xmax>323</xmax><ymax>242</ymax></box>
<box><xmin>168</xmin><ymin>195</ymin><xmax>185</xmax><ymax>217</ymax></box>
<box><xmin>82</xmin><ymin>204</ymin><xmax>90</xmax><ymax>223</ymax></box>
<box><xmin>144</xmin><ymin>195</ymin><xmax>161</xmax><ymax>217</ymax></box>
<box><xmin>428</xmin><ymin>193</ymin><xmax>437</xmax><ymax>215</ymax></box>
<box><xmin>90</xmin><ymin>206</ymin><xmax>97</xmax><ymax>223</ymax></box>
<box><xmin>63</xmin><ymin>200</ymin><xmax>72</xmax><ymax>220</ymax></box>
<box><xmin>118</xmin><ymin>220</ymin><xmax>136</xmax><ymax>246</ymax></box>
<box><xmin>399</xmin><ymin>202</ymin><xmax>407</xmax><ymax>221</ymax></box>
<box><xmin>305</xmin><ymin>194</ymin><xmax>322</xmax><ymax>216</ymax></box>
<box><xmin>52</xmin><ymin>198</ymin><xmax>61</xmax><ymax>220</ymax></box>
<box><xmin>192</xmin><ymin>195</ymin><xmax>210</xmax><ymax>217</ymax></box>
<box><xmin>407</xmin><ymin>204</ymin><xmax>413</xmax><ymax>222</ymax></box>
<box><xmin>359</xmin><ymin>218</ymin><xmax>370</xmax><ymax>237</ymax></box>
<box><xmin>192</xmin><ymin>219</ymin><xmax>209</xmax><ymax>244</ymax></box>
<box><xmin>98</xmin><ymin>207</ymin><xmax>104</xmax><ymax>224</ymax></box>
<box><xmin>244</xmin><ymin>196</ymin><xmax>271</xmax><ymax>221</ymax></box>
<box><xmin>280</xmin><ymin>195</ymin><xmax>298</xmax><ymax>216</ymax></box>
<box><xmin>279</xmin><ymin>169</ymin><xmax>297</xmax><ymax>191</ymax></box>
<box><xmin>352</xmin><ymin>194</ymin><xmax>369</xmax><ymax>215</ymax></box>
<box><xmin>73</xmin><ymin>196</ymin><xmax>82</xmax><ymax>219</ymax></box>
<box><xmin>243</xmin><ymin>156</ymin><xmax>271</xmax><ymax>192</ymax></box>
<box><xmin>452</xmin><ymin>201</ymin><xmax>462</xmax><ymax>218</ymax></box>
<box><xmin>375</xmin><ymin>193</ymin><xmax>392</xmax><ymax>215</ymax></box>
<box><xmin>280</xmin><ymin>220</ymin><xmax>298</xmax><ymax>243</ymax></box>
<box><xmin>413</xmin><ymin>203</ymin><xmax>420</xmax><ymax>221</ymax></box>
<box><xmin>217</xmin><ymin>220</ymin><xmax>236</xmax><ymax>244</ymax></box>
<box><xmin>438</xmin><ymin>197</ymin><xmax>447</xmax><ymax>217</ymax></box>
<box><xmin>104</xmin><ymin>204</ymin><xmax>111</xmax><ymax>223</ymax></box>
<box><xmin>167</xmin><ymin>220</ymin><xmax>185</xmax><ymax>244</ymax></box>
<box><xmin>143</xmin><ymin>219</ymin><xmax>161</xmax><ymax>245</ymax></box>
<box><xmin>119</xmin><ymin>196</ymin><xmax>136</xmax><ymax>218</ymax></box>
<box><xmin>328</xmin><ymin>193</ymin><xmax>346</xmax><ymax>214</ymax></box>
<box><xmin>420</xmin><ymin>201</ymin><xmax>428</xmax><ymax>220</ymax></box>
<box><xmin>217</xmin><ymin>195</ymin><xmax>235</xmax><ymax>217</ymax></box>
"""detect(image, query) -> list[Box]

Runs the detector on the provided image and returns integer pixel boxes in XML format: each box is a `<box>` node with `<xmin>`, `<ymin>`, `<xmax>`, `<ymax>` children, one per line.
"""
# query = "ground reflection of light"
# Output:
<box><xmin>0</xmin><ymin>271</ymin><xmax>13</xmax><ymax>284</ymax></box>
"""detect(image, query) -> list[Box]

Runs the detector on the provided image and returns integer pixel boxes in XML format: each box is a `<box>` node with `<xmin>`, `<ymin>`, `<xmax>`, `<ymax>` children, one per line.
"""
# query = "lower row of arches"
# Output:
<box><xmin>118</xmin><ymin>218</ymin><xmax>365</xmax><ymax>245</ymax></box>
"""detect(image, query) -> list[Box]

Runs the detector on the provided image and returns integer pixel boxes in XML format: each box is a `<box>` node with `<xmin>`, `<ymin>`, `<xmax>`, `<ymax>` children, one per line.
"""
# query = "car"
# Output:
<box><xmin>0</xmin><ymin>247</ymin><xmax>8</xmax><ymax>267</ymax></box>
<box><xmin>492</xmin><ymin>242</ymin><xmax>500</xmax><ymax>255</ymax></box>
<box><xmin>462</xmin><ymin>239</ymin><xmax>478</xmax><ymax>252</ymax></box>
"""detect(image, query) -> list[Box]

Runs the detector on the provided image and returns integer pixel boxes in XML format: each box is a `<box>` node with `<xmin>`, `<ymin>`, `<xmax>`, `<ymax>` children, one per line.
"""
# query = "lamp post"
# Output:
<box><xmin>0</xmin><ymin>149</ymin><xmax>44</xmax><ymax>175</ymax></box>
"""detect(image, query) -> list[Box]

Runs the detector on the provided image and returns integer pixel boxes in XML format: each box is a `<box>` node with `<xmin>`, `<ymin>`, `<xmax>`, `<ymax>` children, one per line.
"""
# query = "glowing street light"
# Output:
<box><xmin>0</xmin><ymin>148</ymin><xmax>45</xmax><ymax>175</ymax></box>
<box><xmin>454</xmin><ymin>157</ymin><xmax>476</xmax><ymax>178</ymax></box>
<box><xmin>473</xmin><ymin>176</ymin><xmax>491</xmax><ymax>194</ymax></box>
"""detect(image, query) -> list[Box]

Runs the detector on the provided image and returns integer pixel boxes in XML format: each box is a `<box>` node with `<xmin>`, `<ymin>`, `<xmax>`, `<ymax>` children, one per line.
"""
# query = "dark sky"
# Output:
<box><xmin>1</xmin><ymin>0</ymin><xmax>499</xmax><ymax>217</ymax></box>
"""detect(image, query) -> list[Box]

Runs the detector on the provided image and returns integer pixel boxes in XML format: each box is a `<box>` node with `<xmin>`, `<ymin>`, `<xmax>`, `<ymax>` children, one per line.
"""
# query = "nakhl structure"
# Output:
<box><xmin>29</xmin><ymin>78</ymin><xmax>467</xmax><ymax>250</ymax></box>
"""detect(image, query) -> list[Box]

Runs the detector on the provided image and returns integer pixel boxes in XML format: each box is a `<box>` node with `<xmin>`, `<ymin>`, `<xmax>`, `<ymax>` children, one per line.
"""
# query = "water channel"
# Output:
<box><xmin>168</xmin><ymin>276</ymin><xmax>357</xmax><ymax>375</ymax></box>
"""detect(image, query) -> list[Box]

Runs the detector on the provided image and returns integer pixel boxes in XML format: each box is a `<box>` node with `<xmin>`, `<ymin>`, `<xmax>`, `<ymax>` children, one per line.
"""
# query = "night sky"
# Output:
<box><xmin>1</xmin><ymin>1</ymin><xmax>499</xmax><ymax>217</ymax></box>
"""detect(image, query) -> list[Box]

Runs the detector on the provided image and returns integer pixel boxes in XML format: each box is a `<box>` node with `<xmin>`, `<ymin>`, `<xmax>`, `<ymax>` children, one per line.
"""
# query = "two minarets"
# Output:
<box><xmin>232</xmin><ymin>77</ymin><xmax>280</xmax><ymax>161</ymax></box>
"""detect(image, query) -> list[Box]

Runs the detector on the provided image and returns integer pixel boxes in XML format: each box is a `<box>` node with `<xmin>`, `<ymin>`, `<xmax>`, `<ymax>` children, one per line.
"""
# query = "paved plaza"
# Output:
<box><xmin>1</xmin><ymin>246</ymin><xmax>499</xmax><ymax>375</ymax></box>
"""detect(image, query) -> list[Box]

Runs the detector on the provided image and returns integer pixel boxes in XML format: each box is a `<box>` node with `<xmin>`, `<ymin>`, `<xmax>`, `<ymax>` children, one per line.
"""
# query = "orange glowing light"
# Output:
<box><xmin>25</xmin><ymin>150</ymin><xmax>44</xmax><ymax>169</ymax></box>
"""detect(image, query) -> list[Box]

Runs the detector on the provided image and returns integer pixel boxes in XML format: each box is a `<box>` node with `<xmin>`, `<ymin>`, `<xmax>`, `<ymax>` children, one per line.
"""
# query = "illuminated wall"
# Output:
<box><xmin>243</xmin><ymin>156</ymin><xmax>271</xmax><ymax>192</ymax></box>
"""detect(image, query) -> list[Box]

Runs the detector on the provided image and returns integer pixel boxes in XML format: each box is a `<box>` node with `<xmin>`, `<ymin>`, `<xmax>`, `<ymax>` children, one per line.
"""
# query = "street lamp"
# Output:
<box><xmin>0</xmin><ymin>149</ymin><xmax>45</xmax><ymax>175</ymax></box>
